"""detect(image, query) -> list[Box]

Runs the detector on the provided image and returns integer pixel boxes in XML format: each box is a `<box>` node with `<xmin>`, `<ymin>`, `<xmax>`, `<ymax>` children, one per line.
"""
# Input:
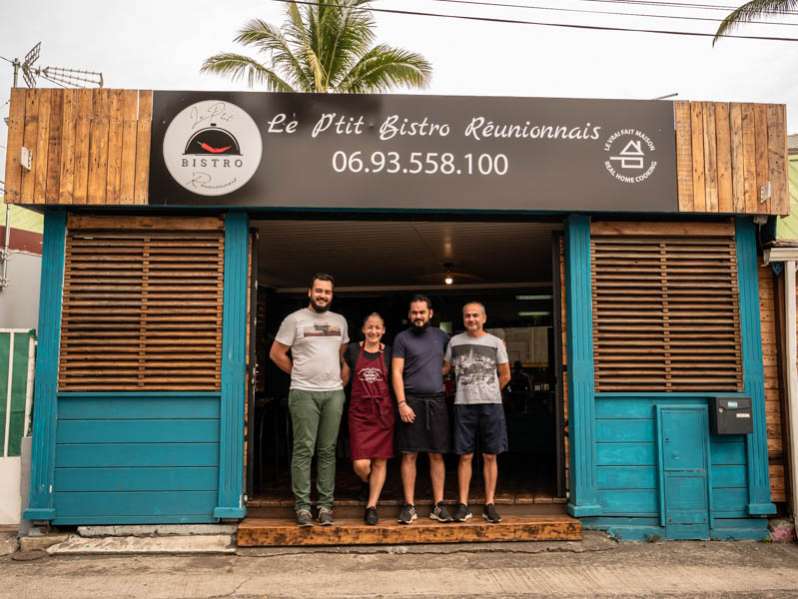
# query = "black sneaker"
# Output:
<box><xmin>364</xmin><ymin>506</ymin><xmax>379</xmax><ymax>525</ymax></box>
<box><xmin>453</xmin><ymin>503</ymin><xmax>472</xmax><ymax>522</ymax></box>
<box><xmin>398</xmin><ymin>504</ymin><xmax>417</xmax><ymax>524</ymax></box>
<box><xmin>430</xmin><ymin>501</ymin><xmax>454</xmax><ymax>523</ymax></box>
<box><xmin>483</xmin><ymin>503</ymin><xmax>502</xmax><ymax>523</ymax></box>
<box><xmin>318</xmin><ymin>506</ymin><xmax>334</xmax><ymax>526</ymax></box>
<box><xmin>296</xmin><ymin>509</ymin><xmax>314</xmax><ymax>527</ymax></box>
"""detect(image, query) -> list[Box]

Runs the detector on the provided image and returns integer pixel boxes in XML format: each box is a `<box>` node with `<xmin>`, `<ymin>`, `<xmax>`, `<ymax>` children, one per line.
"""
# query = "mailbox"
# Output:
<box><xmin>709</xmin><ymin>397</ymin><xmax>753</xmax><ymax>435</ymax></box>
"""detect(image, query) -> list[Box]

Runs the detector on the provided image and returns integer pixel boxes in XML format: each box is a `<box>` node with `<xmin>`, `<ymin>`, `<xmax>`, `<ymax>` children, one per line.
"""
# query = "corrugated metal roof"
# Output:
<box><xmin>777</xmin><ymin>155</ymin><xmax>798</xmax><ymax>240</ymax></box>
<box><xmin>0</xmin><ymin>197</ymin><xmax>43</xmax><ymax>234</ymax></box>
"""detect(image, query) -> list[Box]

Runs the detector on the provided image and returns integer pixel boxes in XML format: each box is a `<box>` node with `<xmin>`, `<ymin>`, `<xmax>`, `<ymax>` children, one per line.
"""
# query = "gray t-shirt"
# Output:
<box><xmin>445</xmin><ymin>332</ymin><xmax>509</xmax><ymax>405</ymax></box>
<box><xmin>274</xmin><ymin>307</ymin><xmax>349</xmax><ymax>392</ymax></box>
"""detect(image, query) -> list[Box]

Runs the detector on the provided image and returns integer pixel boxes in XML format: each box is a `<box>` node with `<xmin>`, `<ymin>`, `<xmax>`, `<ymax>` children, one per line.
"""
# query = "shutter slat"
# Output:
<box><xmin>59</xmin><ymin>222</ymin><xmax>224</xmax><ymax>391</ymax></box>
<box><xmin>592</xmin><ymin>228</ymin><xmax>742</xmax><ymax>393</ymax></box>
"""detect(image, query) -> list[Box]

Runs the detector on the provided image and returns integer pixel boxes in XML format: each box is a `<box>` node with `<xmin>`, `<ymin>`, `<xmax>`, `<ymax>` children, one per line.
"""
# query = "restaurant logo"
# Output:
<box><xmin>162</xmin><ymin>100</ymin><xmax>262</xmax><ymax>196</ymax></box>
<box><xmin>603</xmin><ymin>129</ymin><xmax>657</xmax><ymax>184</ymax></box>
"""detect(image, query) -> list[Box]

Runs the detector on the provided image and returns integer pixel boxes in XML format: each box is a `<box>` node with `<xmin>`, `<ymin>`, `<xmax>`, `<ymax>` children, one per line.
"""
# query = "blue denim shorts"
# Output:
<box><xmin>453</xmin><ymin>403</ymin><xmax>508</xmax><ymax>455</ymax></box>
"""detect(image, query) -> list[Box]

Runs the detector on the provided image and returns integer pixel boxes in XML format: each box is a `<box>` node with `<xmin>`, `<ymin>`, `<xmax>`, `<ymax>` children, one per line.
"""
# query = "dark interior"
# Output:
<box><xmin>249</xmin><ymin>218</ymin><xmax>563</xmax><ymax>504</ymax></box>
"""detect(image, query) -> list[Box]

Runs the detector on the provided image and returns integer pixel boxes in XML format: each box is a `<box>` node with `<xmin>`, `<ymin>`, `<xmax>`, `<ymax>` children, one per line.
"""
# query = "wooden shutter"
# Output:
<box><xmin>591</xmin><ymin>221</ymin><xmax>743</xmax><ymax>393</ymax></box>
<box><xmin>59</xmin><ymin>215</ymin><xmax>224</xmax><ymax>391</ymax></box>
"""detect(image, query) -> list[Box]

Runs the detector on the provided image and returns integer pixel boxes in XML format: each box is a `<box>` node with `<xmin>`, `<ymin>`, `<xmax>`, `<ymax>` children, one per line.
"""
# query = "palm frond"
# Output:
<box><xmin>285</xmin><ymin>2</ymin><xmax>326</xmax><ymax>91</ymax></box>
<box><xmin>322</xmin><ymin>1</ymin><xmax>376</xmax><ymax>89</ymax></box>
<box><xmin>201</xmin><ymin>53</ymin><xmax>296</xmax><ymax>92</ymax></box>
<box><xmin>714</xmin><ymin>0</ymin><xmax>798</xmax><ymax>44</ymax></box>
<box><xmin>337</xmin><ymin>45</ymin><xmax>432</xmax><ymax>93</ymax></box>
<box><xmin>234</xmin><ymin>18</ymin><xmax>312</xmax><ymax>90</ymax></box>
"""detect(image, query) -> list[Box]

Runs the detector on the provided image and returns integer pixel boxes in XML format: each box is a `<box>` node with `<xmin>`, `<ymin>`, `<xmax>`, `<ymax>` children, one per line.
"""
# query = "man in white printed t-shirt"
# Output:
<box><xmin>270</xmin><ymin>273</ymin><xmax>349</xmax><ymax>527</ymax></box>
<box><xmin>444</xmin><ymin>302</ymin><xmax>511</xmax><ymax>524</ymax></box>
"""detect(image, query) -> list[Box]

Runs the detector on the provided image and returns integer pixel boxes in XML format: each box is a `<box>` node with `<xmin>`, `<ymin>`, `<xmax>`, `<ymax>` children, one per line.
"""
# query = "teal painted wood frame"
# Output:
<box><xmin>24</xmin><ymin>209</ymin><xmax>66</xmax><ymax>521</ymax></box>
<box><xmin>564</xmin><ymin>214</ymin><xmax>601</xmax><ymax>517</ymax></box>
<box><xmin>735</xmin><ymin>217</ymin><xmax>776</xmax><ymax>515</ymax></box>
<box><xmin>214</xmin><ymin>211</ymin><xmax>249</xmax><ymax>519</ymax></box>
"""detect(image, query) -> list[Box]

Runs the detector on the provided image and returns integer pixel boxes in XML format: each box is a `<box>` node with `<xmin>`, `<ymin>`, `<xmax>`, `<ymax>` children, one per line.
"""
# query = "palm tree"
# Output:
<box><xmin>714</xmin><ymin>1</ymin><xmax>796</xmax><ymax>44</ymax></box>
<box><xmin>201</xmin><ymin>0</ymin><xmax>432</xmax><ymax>93</ymax></box>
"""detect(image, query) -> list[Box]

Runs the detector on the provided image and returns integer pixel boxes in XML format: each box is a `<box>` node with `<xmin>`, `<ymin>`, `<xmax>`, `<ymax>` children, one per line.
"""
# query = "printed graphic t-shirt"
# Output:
<box><xmin>393</xmin><ymin>327</ymin><xmax>449</xmax><ymax>395</ymax></box>
<box><xmin>444</xmin><ymin>332</ymin><xmax>509</xmax><ymax>405</ymax></box>
<box><xmin>275</xmin><ymin>307</ymin><xmax>349</xmax><ymax>392</ymax></box>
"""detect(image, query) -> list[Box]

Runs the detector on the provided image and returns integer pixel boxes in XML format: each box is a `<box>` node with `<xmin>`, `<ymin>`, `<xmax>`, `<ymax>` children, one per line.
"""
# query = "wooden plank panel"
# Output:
<box><xmin>730</xmin><ymin>104</ymin><xmax>746</xmax><ymax>213</ymax></box>
<box><xmin>44</xmin><ymin>90</ymin><xmax>64</xmax><ymax>204</ymax></box>
<box><xmin>72</xmin><ymin>89</ymin><xmax>93</xmax><ymax>205</ymax></box>
<box><xmin>591</xmin><ymin>221</ymin><xmax>733</xmax><ymax>237</ymax></box>
<box><xmin>33</xmin><ymin>89</ymin><xmax>52</xmax><ymax>205</ymax></box>
<box><xmin>742</xmin><ymin>104</ymin><xmax>758</xmax><ymax>214</ymax></box>
<box><xmin>87</xmin><ymin>88</ymin><xmax>111</xmax><ymax>204</ymax></box>
<box><xmin>134</xmin><ymin>90</ymin><xmax>153</xmax><ymax>205</ymax></box>
<box><xmin>105</xmin><ymin>89</ymin><xmax>125</xmax><ymax>204</ymax></box>
<box><xmin>703</xmin><ymin>102</ymin><xmax>719</xmax><ymax>212</ymax></box>
<box><xmin>674</xmin><ymin>102</ymin><xmax>694</xmax><ymax>212</ymax></box>
<box><xmin>768</xmin><ymin>105</ymin><xmax>788</xmax><ymax>216</ymax></box>
<box><xmin>754</xmin><ymin>104</ymin><xmax>770</xmax><ymax>214</ymax></box>
<box><xmin>68</xmin><ymin>215</ymin><xmax>224</xmax><ymax>231</ymax></box>
<box><xmin>238</xmin><ymin>516</ymin><xmax>582</xmax><ymax>546</ymax></box>
<box><xmin>690</xmin><ymin>102</ymin><xmax>706</xmax><ymax>212</ymax></box>
<box><xmin>715</xmin><ymin>103</ymin><xmax>733</xmax><ymax>212</ymax></box>
<box><xmin>119</xmin><ymin>90</ymin><xmax>139</xmax><ymax>204</ymax></box>
<box><xmin>58</xmin><ymin>89</ymin><xmax>77</xmax><ymax>204</ymax></box>
<box><xmin>3</xmin><ymin>88</ymin><xmax>27</xmax><ymax>203</ymax></box>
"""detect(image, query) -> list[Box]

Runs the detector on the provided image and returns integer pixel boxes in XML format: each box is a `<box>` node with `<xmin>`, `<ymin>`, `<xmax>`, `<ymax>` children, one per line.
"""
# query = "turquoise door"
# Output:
<box><xmin>657</xmin><ymin>406</ymin><xmax>711</xmax><ymax>540</ymax></box>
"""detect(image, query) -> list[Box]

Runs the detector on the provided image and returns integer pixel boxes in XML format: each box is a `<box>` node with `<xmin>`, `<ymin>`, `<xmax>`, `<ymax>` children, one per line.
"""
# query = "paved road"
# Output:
<box><xmin>5</xmin><ymin>533</ymin><xmax>798</xmax><ymax>598</ymax></box>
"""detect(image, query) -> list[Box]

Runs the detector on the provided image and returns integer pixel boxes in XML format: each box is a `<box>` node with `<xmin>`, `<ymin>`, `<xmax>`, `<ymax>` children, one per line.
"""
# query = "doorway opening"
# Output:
<box><xmin>247</xmin><ymin>218</ymin><xmax>565</xmax><ymax>510</ymax></box>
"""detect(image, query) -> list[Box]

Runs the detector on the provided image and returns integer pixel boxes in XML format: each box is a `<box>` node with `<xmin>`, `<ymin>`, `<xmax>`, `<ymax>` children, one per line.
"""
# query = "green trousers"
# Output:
<box><xmin>288</xmin><ymin>388</ymin><xmax>345</xmax><ymax>512</ymax></box>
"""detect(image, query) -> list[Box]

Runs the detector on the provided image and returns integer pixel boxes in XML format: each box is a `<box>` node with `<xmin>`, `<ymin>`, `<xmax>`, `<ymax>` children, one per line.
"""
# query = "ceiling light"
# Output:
<box><xmin>518</xmin><ymin>311</ymin><xmax>551</xmax><ymax>317</ymax></box>
<box><xmin>516</xmin><ymin>294</ymin><xmax>553</xmax><ymax>301</ymax></box>
<box><xmin>444</xmin><ymin>275</ymin><xmax>454</xmax><ymax>286</ymax></box>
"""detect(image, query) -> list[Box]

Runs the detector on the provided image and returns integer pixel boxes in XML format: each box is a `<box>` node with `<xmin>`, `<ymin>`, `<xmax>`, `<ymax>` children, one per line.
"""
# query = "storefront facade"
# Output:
<box><xmin>3</xmin><ymin>88</ymin><xmax>789</xmax><ymax>540</ymax></box>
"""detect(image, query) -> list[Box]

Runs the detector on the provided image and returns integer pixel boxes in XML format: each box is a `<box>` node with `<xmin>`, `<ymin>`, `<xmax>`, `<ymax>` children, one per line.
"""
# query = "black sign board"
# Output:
<box><xmin>149</xmin><ymin>91</ymin><xmax>677</xmax><ymax>212</ymax></box>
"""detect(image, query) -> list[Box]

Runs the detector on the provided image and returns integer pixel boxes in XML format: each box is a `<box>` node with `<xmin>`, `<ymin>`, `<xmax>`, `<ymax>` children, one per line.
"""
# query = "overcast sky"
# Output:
<box><xmin>2</xmin><ymin>0</ymin><xmax>798</xmax><ymax>185</ymax></box>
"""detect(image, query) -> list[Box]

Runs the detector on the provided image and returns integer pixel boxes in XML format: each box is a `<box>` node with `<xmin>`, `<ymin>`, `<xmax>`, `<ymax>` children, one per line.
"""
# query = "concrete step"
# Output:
<box><xmin>237</xmin><ymin>514</ymin><xmax>582</xmax><ymax>547</ymax></box>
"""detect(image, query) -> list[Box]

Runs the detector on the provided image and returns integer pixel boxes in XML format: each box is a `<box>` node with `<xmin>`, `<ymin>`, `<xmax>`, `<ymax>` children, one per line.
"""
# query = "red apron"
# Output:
<box><xmin>348</xmin><ymin>347</ymin><xmax>395</xmax><ymax>460</ymax></box>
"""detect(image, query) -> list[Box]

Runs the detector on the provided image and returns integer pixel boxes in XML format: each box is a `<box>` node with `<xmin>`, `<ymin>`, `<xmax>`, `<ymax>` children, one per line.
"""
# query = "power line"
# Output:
<box><xmin>425</xmin><ymin>0</ymin><xmax>798</xmax><ymax>26</ymax></box>
<box><xmin>271</xmin><ymin>0</ymin><xmax>798</xmax><ymax>41</ymax></box>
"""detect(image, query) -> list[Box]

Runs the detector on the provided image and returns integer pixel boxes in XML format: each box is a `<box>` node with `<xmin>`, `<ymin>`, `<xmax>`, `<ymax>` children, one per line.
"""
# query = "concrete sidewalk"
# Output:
<box><xmin>4</xmin><ymin>533</ymin><xmax>798</xmax><ymax>598</ymax></box>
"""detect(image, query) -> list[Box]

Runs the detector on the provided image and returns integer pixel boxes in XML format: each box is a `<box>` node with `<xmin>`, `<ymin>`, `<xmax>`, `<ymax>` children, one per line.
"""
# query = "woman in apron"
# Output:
<box><xmin>342</xmin><ymin>313</ymin><xmax>395</xmax><ymax>525</ymax></box>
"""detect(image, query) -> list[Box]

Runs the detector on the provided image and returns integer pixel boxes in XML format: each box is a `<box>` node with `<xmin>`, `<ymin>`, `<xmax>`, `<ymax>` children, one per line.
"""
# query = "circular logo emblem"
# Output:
<box><xmin>163</xmin><ymin>100</ymin><xmax>262</xmax><ymax>196</ymax></box>
<box><xmin>603</xmin><ymin>129</ymin><xmax>657</xmax><ymax>184</ymax></box>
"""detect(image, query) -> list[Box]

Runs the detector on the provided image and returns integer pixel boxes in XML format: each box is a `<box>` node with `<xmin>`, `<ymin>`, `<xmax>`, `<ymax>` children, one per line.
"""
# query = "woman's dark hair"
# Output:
<box><xmin>309</xmin><ymin>272</ymin><xmax>335</xmax><ymax>289</ymax></box>
<box><xmin>410</xmin><ymin>294</ymin><xmax>432</xmax><ymax>310</ymax></box>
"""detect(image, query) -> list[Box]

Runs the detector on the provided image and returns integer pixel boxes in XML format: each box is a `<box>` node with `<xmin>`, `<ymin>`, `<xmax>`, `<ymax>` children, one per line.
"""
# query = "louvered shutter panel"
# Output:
<box><xmin>591</xmin><ymin>222</ymin><xmax>743</xmax><ymax>393</ymax></box>
<box><xmin>59</xmin><ymin>216</ymin><xmax>224</xmax><ymax>391</ymax></box>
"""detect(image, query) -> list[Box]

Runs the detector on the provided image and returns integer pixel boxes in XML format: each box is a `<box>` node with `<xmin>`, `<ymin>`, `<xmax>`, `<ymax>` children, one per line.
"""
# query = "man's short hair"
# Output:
<box><xmin>463</xmin><ymin>301</ymin><xmax>486</xmax><ymax>315</ymax></box>
<box><xmin>309</xmin><ymin>272</ymin><xmax>335</xmax><ymax>290</ymax></box>
<box><xmin>410</xmin><ymin>294</ymin><xmax>432</xmax><ymax>310</ymax></box>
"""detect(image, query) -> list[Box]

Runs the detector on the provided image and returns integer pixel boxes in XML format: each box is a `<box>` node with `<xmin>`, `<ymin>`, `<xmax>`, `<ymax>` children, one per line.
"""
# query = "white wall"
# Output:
<box><xmin>0</xmin><ymin>251</ymin><xmax>41</xmax><ymax>330</ymax></box>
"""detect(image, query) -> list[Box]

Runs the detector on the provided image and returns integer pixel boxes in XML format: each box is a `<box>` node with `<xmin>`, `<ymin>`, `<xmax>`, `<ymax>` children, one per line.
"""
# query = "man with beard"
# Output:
<box><xmin>270</xmin><ymin>273</ymin><xmax>349</xmax><ymax>527</ymax></box>
<box><xmin>392</xmin><ymin>295</ymin><xmax>453</xmax><ymax>524</ymax></box>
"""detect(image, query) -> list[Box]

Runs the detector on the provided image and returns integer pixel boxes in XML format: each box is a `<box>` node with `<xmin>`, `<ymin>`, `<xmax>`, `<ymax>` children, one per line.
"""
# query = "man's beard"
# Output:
<box><xmin>410</xmin><ymin>320</ymin><xmax>429</xmax><ymax>334</ymax></box>
<box><xmin>310</xmin><ymin>299</ymin><xmax>330</xmax><ymax>313</ymax></box>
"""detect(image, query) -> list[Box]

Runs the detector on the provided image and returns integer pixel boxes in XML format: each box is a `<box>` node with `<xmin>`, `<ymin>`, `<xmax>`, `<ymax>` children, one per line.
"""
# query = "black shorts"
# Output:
<box><xmin>453</xmin><ymin>403</ymin><xmax>508</xmax><ymax>455</ymax></box>
<box><xmin>396</xmin><ymin>394</ymin><xmax>450</xmax><ymax>454</ymax></box>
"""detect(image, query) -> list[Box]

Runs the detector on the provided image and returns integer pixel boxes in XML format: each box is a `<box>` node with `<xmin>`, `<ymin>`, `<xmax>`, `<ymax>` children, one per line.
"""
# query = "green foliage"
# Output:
<box><xmin>202</xmin><ymin>0</ymin><xmax>432</xmax><ymax>93</ymax></box>
<box><xmin>714</xmin><ymin>1</ymin><xmax>798</xmax><ymax>44</ymax></box>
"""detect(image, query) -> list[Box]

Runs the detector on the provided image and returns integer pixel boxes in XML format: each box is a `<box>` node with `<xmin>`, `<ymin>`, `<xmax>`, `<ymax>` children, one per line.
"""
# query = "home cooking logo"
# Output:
<box><xmin>603</xmin><ymin>129</ymin><xmax>657</xmax><ymax>184</ymax></box>
<box><xmin>163</xmin><ymin>100</ymin><xmax>262</xmax><ymax>196</ymax></box>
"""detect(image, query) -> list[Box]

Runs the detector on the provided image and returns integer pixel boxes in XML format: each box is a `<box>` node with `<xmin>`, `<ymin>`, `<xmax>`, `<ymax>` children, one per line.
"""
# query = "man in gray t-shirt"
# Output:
<box><xmin>270</xmin><ymin>273</ymin><xmax>349</xmax><ymax>526</ymax></box>
<box><xmin>443</xmin><ymin>302</ymin><xmax>510</xmax><ymax>524</ymax></box>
